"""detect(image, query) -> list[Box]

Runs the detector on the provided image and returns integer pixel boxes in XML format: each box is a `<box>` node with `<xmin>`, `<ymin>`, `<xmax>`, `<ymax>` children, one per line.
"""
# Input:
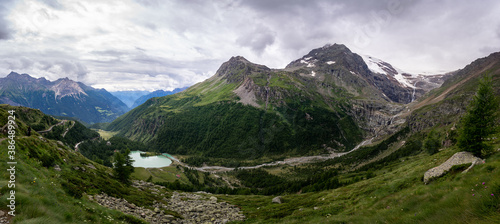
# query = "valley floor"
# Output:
<box><xmin>165</xmin><ymin>138</ymin><xmax>374</xmax><ymax>173</ymax></box>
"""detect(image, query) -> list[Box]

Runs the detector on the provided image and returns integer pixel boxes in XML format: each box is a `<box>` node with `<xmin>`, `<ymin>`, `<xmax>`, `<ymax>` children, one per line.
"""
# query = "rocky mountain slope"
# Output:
<box><xmin>0</xmin><ymin>72</ymin><xmax>129</xmax><ymax>123</ymax></box>
<box><xmin>407</xmin><ymin>51</ymin><xmax>500</xmax><ymax>132</ymax></box>
<box><xmin>107</xmin><ymin>44</ymin><xmax>448</xmax><ymax>166</ymax></box>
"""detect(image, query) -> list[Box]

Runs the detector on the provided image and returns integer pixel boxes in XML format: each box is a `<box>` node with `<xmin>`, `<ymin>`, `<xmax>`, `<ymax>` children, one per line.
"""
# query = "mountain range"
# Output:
<box><xmin>0</xmin><ymin>72</ymin><xmax>128</xmax><ymax>124</ymax></box>
<box><xmin>130</xmin><ymin>87</ymin><xmax>188</xmax><ymax>108</ymax></box>
<box><xmin>107</xmin><ymin>44</ymin><xmax>450</xmax><ymax>166</ymax></box>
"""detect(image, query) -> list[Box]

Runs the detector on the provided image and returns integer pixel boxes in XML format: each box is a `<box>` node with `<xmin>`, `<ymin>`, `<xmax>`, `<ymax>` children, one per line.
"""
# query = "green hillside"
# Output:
<box><xmin>219</xmin><ymin>141</ymin><xmax>500</xmax><ymax>224</ymax></box>
<box><xmin>0</xmin><ymin>105</ymin><xmax>175</xmax><ymax>223</ymax></box>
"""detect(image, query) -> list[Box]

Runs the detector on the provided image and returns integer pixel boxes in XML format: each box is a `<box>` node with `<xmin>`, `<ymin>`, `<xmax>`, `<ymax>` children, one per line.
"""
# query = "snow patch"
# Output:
<box><xmin>361</xmin><ymin>54</ymin><xmax>416</xmax><ymax>88</ymax></box>
<box><xmin>300</xmin><ymin>57</ymin><xmax>316</xmax><ymax>67</ymax></box>
<box><xmin>310</xmin><ymin>71</ymin><xmax>316</xmax><ymax>77</ymax></box>
<box><xmin>349</xmin><ymin>71</ymin><xmax>355</xmax><ymax>75</ymax></box>
<box><xmin>326</xmin><ymin>61</ymin><xmax>336</xmax><ymax>65</ymax></box>
<box><xmin>360</xmin><ymin>55</ymin><xmax>389</xmax><ymax>75</ymax></box>
<box><xmin>394</xmin><ymin>73</ymin><xmax>415</xmax><ymax>88</ymax></box>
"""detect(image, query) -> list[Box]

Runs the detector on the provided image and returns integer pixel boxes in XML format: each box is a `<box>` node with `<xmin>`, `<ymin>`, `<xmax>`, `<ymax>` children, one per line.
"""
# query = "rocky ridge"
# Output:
<box><xmin>89</xmin><ymin>180</ymin><xmax>245</xmax><ymax>224</ymax></box>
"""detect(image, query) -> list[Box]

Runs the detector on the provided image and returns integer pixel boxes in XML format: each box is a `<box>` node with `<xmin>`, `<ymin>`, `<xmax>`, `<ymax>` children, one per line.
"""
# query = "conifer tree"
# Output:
<box><xmin>113</xmin><ymin>149</ymin><xmax>135</xmax><ymax>184</ymax></box>
<box><xmin>457</xmin><ymin>75</ymin><xmax>499</xmax><ymax>157</ymax></box>
<box><xmin>424</xmin><ymin>129</ymin><xmax>441</xmax><ymax>155</ymax></box>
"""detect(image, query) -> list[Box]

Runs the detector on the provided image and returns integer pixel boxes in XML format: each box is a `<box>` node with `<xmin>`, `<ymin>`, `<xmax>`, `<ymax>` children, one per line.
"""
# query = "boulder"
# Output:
<box><xmin>210</xmin><ymin>196</ymin><xmax>218</xmax><ymax>203</ymax></box>
<box><xmin>272</xmin><ymin>196</ymin><xmax>283</xmax><ymax>204</ymax></box>
<box><xmin>54</xmin><ymin>165</ymin><xmax>61</xmax><ymax>171</ymax></box>
<box><xmin>86</xmin><ymin>163</ymin><xmax>97</xmax><ymax>170</ymax></box>
<box><xmin>423</xmin><ymin>151</ymin><xmax>484</xmax><ymax>184</ymax></box>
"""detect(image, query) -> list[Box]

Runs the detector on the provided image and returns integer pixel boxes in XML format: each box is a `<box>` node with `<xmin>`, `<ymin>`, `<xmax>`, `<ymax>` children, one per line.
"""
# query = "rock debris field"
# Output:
<box><xmin>89</xmin><ymin>180</ymin><xmax>245</xmax><ymax>224</ymax></box>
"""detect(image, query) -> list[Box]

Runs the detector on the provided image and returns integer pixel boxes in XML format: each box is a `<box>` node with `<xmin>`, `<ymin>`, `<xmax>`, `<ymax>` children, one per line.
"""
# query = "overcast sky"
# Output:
<box><xmin>1</xmin><ymin>0</ymin><xmax>500</xmax><ymax>91</ymax></box>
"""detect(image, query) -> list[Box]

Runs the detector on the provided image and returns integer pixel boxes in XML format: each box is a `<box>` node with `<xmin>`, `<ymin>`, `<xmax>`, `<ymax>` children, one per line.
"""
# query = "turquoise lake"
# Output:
<box><xmin>130</xmin><ymin>151</ymin><xmax>172</xmax><ymax>168</ymax></box>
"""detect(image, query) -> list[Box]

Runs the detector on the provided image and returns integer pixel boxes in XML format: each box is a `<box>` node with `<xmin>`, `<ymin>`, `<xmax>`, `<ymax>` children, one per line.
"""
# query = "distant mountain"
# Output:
<box><xmin>110</xmin><ymin>91</ymin><xmax>151</xmax><ymax>109</ymax></box>
<box><xmin>131</xmin><ymin>87</ymin><xmax>188</xmax><ymax>108</ymax></box>
<box><xmin>107</xmin><ymin>44</ymin><xmax>449</xmax><ymax>166</ymax></box>
<box><xmin>0</xmin><ymin>72</ymin><xmax>128</xmax><ymax>123</ymax></box>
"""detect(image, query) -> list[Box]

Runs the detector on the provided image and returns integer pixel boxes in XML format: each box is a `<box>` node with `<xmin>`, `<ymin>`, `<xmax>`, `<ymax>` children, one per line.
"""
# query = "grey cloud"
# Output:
<box><xmin>0</xmin><ymin>49</ymin><xmax>89</xmax><ymax>81</ymax></box>
<box><xmin>236</xmin><ymin>25</ymin><xmax>275</xmax><ymax>55</ymax></box>
<box><xmin>33</xmin><ymin>60</ymin><xmax>89</xmax><ymax>81</ymax></box>
<box><xmin>39</xmin><ymin>0</ymin><xmax>64</xmax><ymax>10</ymax></box>
<box><xmin>0</xmin><ymin>20</ymin><xmax>10</xmax><ymax>40</ymax></box>
<box><xmin>0</xmin><ymin>1</ymin><xmax>14</xmax><ymax>40</ymax></box>
<box><xmin>134</xmin><ymin>0</ymin><xmax>161</xmax><ymax>7</ymax></box>
<box><xmin>2</xmin><ymin>57</ymin><xmax>35</xmax><ymax>71</ymax></box>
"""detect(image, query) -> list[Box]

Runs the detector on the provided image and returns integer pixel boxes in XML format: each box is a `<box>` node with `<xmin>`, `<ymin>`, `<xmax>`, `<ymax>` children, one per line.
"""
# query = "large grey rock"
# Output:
<box><xmin>210</xmin><ymin>196</ymin><xmax>217</xmax><ymax>203</ymax></box>
<box><xmin>423</xmin><ymin>151</ymin><xmax>484</xmax><ymax>184</ymax></box>
<box><xmin>86</xmin><ymin>163</ymin><xmax>97</xmax><ymax>170</ymax></box>
<box><xmin>272</xmin><ymin>196</ymin><xmax>283</xmax><ymax>204</ymax></box>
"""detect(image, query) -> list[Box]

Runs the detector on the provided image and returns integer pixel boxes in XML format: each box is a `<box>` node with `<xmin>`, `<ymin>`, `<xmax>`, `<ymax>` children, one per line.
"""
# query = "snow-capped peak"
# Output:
<box><xmin>360</xmin><ymin>54</ymin><xmax>415</xmax><ymax>88</ymax></box>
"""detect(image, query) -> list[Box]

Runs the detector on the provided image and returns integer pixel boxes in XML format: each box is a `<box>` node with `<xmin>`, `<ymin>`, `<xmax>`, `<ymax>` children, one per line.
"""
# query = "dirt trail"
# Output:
<box><xmin>37</xmin><ymin>120</ymin><xmax>67</xmax><ymax>134</ymax></box>
<box><xmin>61</xmin><ymin>121</ymin><xmax>75</xmax><ymax>137</ymax></box>
<box><xmin>74</xmin><ymin>136</ymin><xmax>99</xmax><ymax>151</ymax></box>
<box><xmin>171</xmin><ymin>137</ymin><xmax>374</xmax><ymax>173</ymax></box>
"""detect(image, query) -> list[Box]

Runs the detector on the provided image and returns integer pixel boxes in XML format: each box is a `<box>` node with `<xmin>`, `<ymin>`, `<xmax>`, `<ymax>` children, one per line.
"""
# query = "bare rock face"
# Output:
<box><xmin>423</xmin><ymin>151</ymin><xmax>484</xmax><ymax>184</ymax></box>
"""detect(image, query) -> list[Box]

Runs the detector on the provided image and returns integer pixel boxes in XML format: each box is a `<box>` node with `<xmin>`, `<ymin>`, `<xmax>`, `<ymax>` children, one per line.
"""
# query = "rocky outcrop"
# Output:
<box><xmin>350</xmin><ymin>100</ymin><xmax>407</xmax><ymax>138</ymax></box>
<box><xmin>233</xmin><ymin>77</ymin><xmax>261</xmax><ymax>107</ymax></box>
<box><xmin>215</xmin><ymin>56</ymin><xmax>270</xmax><ymax>84</ymax></box>
<box><xmin>272</xmin><ymin>196</ymin><xmax>283</xmax><ymax>204</ymax></box>
<box><xmin>0</xmin><ymin>209</ymin><xmax>11</xmax><ymax>224</ymax></box>
<box><xmin>423</xmin><ymin>151</ymin><xmax>484</xmax><ymax>184</ymax></box>
<box><xmin>89</xmin><ymin>180</ymin><xmax>245</xmax><ymax>224</ymax></box>
<box><xmin>168</xmin><ymin>192</ymin><xmax>244</xmax><ymax>224</ymax></box>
